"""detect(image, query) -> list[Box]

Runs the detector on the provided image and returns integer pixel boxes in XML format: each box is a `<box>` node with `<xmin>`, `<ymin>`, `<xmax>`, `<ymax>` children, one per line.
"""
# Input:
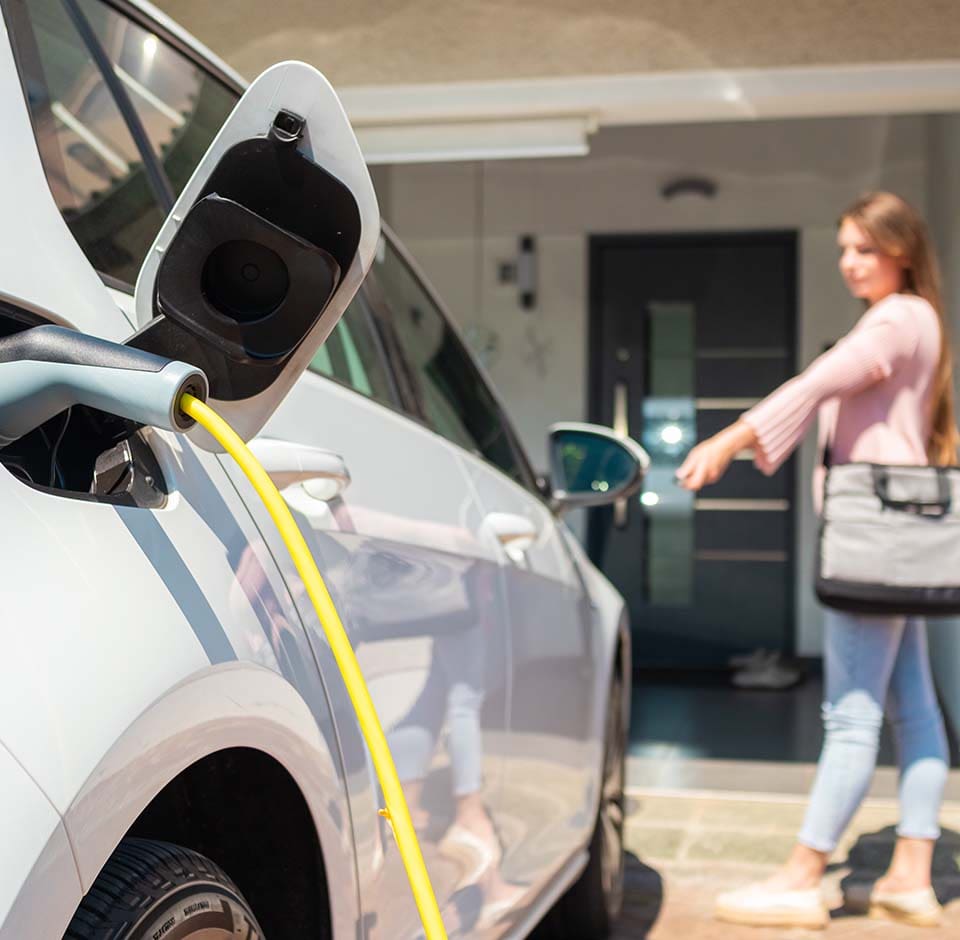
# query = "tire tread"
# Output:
<box><xmin>65</xmin><ymin>838</ymin><xmax>246</xmax><ymax>940</ymax></box>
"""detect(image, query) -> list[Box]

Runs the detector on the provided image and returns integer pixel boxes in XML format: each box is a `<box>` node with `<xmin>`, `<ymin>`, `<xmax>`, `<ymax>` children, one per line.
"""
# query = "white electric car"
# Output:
<box><xmin>0</xmin><ymin>1</ymin><xmax>645</xmax><ymax>938</ymax></box>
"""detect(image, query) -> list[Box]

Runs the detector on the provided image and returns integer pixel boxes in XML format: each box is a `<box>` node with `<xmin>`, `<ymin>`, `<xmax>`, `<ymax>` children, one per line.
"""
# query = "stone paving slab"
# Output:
<box><xmin>612</xmin><ymin>790</ymin><xmax>960</xmax><ymax>939</ymax></box>
<box><xmin>613</xmin><ymin>857</ymin><xmax>960</xmax><ymax>939</ymax></box>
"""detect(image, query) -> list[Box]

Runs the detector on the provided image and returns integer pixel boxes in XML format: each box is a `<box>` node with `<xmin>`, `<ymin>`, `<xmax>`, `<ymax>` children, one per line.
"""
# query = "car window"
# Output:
<box><xmin>76</xmin><ymin>0</ymin><xmax>238</xmax><ymax>199</ymax></box>
<box><xmin>11</xmin><ymin>0</ymin><xmax>239</xmax><ymax>285</ymax></box>
<box><xmin>13</xmin><ymin>0</ymin><xmax>167</xmax><ymax>285</ymax></box>
<box><xmin>308</xmin><ymin>297</ymin><xmax>395</xmax><ymax>405</ymax></box>
<box><xmin>374</xmin><ymin>237</ymin><xmax>533</xmax><ymax>489</ymax></box>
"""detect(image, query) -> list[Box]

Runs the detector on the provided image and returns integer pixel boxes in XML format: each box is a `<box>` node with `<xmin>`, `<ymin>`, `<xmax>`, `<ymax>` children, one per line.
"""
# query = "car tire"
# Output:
<box><xmin>65</xmin><ymin>837</ymin><xmax>264</xmax><ymax>939</ymax></box>
<box><xmin>538</xmin><ymin>664</ymin><xmax>627</xmax><ymax>939</ymax></box>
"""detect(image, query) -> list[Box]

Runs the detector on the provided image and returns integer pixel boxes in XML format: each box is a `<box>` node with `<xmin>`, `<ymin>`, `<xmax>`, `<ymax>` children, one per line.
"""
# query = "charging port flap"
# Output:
<box><xmin>129</xmin><ymin>61</ymin><xmax>380</xmax><ymax>449</ymax></box>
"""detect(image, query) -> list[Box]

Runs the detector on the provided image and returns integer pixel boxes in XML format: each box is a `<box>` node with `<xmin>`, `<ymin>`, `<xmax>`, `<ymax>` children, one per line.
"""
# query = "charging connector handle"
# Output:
<box><xmin>0</xmin><ymin>325</ymin><xmax>207</xmax><ymax>446</ymax></box>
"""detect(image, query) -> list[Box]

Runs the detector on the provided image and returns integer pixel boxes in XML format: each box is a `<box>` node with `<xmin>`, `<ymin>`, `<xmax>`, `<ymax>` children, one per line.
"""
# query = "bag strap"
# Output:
<box><xmin>821</xmin><ymin>406</ymin><xmax>835</xmax><ymax>470</ymax></box>
<box><xmin>872</xmin><ymin>465</ymin><xmax>952</xmax><ymax>517</ymax></box>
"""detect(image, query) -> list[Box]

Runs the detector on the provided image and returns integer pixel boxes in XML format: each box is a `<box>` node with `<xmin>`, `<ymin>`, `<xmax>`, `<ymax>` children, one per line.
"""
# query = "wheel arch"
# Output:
<box><xmin>62</xmin><ymin>663</ymin><xmax>358</xmax><ymax>938</ymax></box>
<box><xmin>127</xmin><ymin>747</ymin><xmax>330</xmax><ymax>939</ymax></box>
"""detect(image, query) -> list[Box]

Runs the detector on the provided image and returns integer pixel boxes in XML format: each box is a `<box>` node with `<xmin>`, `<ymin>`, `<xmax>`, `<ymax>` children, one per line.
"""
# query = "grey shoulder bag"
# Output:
<box><xmin>815</xmin><ymin>459</ymin><xmax>960</xmax><ymax>615</ymax></box>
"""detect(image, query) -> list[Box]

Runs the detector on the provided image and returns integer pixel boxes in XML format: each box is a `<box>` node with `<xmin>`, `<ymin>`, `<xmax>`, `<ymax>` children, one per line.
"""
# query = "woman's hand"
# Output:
<box><xmin>676</xmin><ymin>420</ymin><xmax>757</xmax><ymax>491</ymax></box>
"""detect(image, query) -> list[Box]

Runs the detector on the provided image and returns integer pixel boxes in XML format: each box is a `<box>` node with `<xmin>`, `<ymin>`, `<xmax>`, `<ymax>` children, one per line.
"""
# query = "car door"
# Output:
<box><xmin>370</xmin><ymin>232</ymin><xmax>599</xmax><ymax>905</ymax></box>
<box><xmin>251</xmin><ymin>293</ymin><xmax>514</xmax><ymax>939</ymax></box>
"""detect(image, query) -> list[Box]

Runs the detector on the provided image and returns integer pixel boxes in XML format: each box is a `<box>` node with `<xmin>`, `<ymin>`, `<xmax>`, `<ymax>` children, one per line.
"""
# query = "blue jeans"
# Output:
<box><xmin>799</xmin><ymin>610</ymin><xmax>949</xmax><ymax>853</ymax></box>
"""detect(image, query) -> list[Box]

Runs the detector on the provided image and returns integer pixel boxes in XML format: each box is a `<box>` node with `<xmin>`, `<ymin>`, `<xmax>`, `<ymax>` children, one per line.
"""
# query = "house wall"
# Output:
<box><xmin>376</xmin><ymin>114</ymin><xmax>929</xmax><ymax>656</ymax></box>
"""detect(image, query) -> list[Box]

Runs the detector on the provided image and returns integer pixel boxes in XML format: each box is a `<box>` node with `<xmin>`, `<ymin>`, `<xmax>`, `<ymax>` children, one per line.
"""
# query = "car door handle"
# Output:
<box><xmin>482</xmin><ymin>512</ymin><xmax>539</xmax><ymax>563</ymax></box>
<box><xmin>247</xmin><ymin>437</ymin><xmax>351</xmax><ymax>502</ymax></box>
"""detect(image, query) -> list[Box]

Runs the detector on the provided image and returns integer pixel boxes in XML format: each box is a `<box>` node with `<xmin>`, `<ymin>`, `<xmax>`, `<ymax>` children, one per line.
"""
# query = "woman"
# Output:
<box><xmin>677</xmin><ymin>191</ymin><xmax>956</xmax><ymax>930</ymax></box>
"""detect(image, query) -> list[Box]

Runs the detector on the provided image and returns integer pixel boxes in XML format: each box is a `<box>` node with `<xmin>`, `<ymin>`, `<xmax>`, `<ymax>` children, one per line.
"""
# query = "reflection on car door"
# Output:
<box><xmin>460</xmin><ymin>453</ymin><xmax>597</xmax><ymax>897</ymax></box>
<box><xmin>244</xmin><ymin>298</ymin><xmax>513</xmax><ymax>939</ymax></box>
<box><xmin>370</xmin><ymin>236</ymin><xmax>598</xmax><ymax>904</ymax></box>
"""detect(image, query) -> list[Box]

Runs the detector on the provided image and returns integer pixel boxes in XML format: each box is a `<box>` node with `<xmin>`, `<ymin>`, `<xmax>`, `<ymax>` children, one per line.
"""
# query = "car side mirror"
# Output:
<box><xmin>547</xmin><ymin>422</ymin><xmax>649</xmax><ymax>513</ymax></box>
<box><xmin>130</xmin><ymin>61</ymin><xmax>379</xmax><ymax>448</ymax></box>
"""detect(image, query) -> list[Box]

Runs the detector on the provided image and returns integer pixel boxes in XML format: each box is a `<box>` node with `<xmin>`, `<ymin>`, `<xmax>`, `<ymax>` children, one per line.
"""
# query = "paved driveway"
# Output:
<box><xmin>613</xmin><ymin>790</ymin><xmax>960</xmax><ymax>938</ymax></box>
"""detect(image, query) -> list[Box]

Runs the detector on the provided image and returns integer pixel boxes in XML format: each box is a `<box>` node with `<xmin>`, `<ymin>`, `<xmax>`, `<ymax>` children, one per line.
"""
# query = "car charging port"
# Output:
<box><xmin>0</xmin><ymin>304</ymin><xmax>168</xmax><ymax>506</ymax></box>
<box><xmin>0</xmin><ymin>404</ymin><xmax>168</xmax><ymax>507</ymax></box>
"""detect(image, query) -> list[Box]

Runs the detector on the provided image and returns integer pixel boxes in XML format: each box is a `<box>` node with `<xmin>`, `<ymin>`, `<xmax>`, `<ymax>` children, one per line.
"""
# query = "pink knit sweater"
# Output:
<box><xmin>742</xmin><ymin>293</ymin><xmax>941</xmax><ymax>502</ymax></box>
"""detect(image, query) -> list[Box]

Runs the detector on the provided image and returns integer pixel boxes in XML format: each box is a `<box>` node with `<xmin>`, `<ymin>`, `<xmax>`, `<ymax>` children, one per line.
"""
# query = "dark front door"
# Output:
<box><xmin>588</xmin><ymin>232</ymin><xmax>797</xmax><ymax>668</ymax></box>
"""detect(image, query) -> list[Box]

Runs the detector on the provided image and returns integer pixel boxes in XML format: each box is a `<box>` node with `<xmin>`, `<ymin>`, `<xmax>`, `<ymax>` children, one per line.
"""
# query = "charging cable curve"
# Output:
<box><xmin>179</xmin><ymin>393</ymin><xmax>448</xmax><ymax>940</ymax></box>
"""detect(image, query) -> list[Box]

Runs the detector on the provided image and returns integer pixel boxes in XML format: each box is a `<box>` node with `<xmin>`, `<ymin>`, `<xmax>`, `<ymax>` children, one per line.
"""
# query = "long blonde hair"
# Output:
<box><xmin>841</xmin><ymin>191</ymin><xmax>959</xmax><ymax>466</ymax></box>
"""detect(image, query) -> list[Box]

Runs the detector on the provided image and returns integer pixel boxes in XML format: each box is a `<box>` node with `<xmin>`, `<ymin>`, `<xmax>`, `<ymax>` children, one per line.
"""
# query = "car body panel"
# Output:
<box><xmin>458</xmin><ymin>451</ymin><xmax>599</xmax><ymax>912</ymax></box>
<box><xmin>0</xmin><ymin>819</ymin><xmax>78</xmax><ymax>940</ymax></box>
<box><xmin>247</xmin><ymin>372</ymin><xmax>514</xmax><ymax>937</ymax></box>
<box><xmin>0</xmin><ymin>400</ymin><xmax>362</xmax><ymax>938</ymax></box>
<box><xmin>0</xmin><ymin>431</ymin><xmax>291</xmax><ymax>806</ymax></box>
<box><xmin>0</xmin><ymin>742</ymin><xmax>81</xmax><ymax>937</ymax></box>
<box><xmin>557</xmin><ymin>519</ymin><xmax>631</xmax><ymax>802</ymax></box>
<box><xmin>62</xmin><ymin>663</ymin><xmax>360</xmax><ymax>936</ymax></box>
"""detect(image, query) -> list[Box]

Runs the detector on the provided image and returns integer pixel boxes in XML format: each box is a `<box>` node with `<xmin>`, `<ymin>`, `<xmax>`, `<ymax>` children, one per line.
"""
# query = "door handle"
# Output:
<box><xmin>612</xmin><ymin>380</ymin><xmax>629</xmax><ymax>528</ymax></box>
<box><xmin>247</xmin><ymin>437</ymin><xmax>351</xmax><ymax>502</ymax></box>
<box><xmin>482</xmin><ymin>512</ymin><xmax>539</xmax><ymax>564</ymax></box>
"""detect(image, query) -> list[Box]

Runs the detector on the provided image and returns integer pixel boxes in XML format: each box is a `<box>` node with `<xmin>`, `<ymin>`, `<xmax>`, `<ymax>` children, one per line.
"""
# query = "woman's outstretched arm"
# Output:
<box><xmin>676</xmin><ymin>419</ymin><xmax>757</xmax><ymax>491</ymax></box>
<box><xmin>676</xmin><ymin>298</ymin><xmax>921</xmax><ymax>491</ymax></box>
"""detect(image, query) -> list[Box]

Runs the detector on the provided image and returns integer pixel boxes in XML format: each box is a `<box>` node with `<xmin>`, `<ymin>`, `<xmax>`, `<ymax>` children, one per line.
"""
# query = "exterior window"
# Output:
<box><xmin>375</xmin><ymin>238</ymin><xmax>532</xmax><ymax>488</ymax></box>
<box><xmin>12</xmin><ymin>0</ymin><xmax>238</xmax><ymax>285</ymax></box>
<box><xmin>15</xmin><ymin>0</ymin><xmax>167</xmax><ymax>284</ymax></box>
<box><xmin>307</xmin><ymin>298</ymin><xmax>395</xmax><ymax>405</ymax></box>
<box><xmin>76</xmin><ymin>0</ymin><xmax>237</xmax><ymax>198</ymax></box>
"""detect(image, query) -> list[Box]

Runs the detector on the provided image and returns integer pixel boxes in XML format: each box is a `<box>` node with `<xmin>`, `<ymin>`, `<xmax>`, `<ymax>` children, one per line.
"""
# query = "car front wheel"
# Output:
<box><xmin>65</xmin><ymin>837</ymin><xmax>263</xmax><ymax>939</ymax></box>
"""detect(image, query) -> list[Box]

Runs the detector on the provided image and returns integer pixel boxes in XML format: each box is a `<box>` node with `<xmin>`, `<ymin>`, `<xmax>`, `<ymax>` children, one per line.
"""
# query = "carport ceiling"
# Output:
<box><xmin>155</xmin><ymin>0</ymin><xmax>960</xmax><ymax>163</ymax></box>
<box><xmin>157</xmin><ymin>0</ymin><xmax>959</xmax><ymax>85</ymax></box>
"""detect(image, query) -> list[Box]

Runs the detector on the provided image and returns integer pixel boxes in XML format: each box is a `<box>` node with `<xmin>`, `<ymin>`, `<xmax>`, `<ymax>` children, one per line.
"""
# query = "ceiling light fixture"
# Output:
<box><xmin>357</xmin><ymin>116</ymin><xmax>593</xmax><ymax>165</ymax></box>
<box><xmin>660</xmin><ymin>176</ymin><xmax>717</xmax><ymax>200</ymax></box>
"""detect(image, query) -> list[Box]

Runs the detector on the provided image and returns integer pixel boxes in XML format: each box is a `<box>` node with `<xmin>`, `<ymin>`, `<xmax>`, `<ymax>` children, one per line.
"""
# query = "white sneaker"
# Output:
<box><xmin>715</xmin><ymin>882</ymin><xmax>829</xmax><ymax>929</ymax></box>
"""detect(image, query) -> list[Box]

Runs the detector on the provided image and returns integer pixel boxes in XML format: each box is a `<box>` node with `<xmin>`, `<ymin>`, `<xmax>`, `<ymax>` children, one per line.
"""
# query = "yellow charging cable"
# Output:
<box><xmin>180</xmin><ymin>393</ymin><xmax>447</xmax><ymax>940</ymax></box>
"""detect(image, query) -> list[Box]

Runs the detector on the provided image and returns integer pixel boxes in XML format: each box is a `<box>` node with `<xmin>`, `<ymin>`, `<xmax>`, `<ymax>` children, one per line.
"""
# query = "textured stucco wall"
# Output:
<box><xmin>156</xmin><ymin>0</ymin><xmax>960</xmax><ymax>85</ymax></box>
